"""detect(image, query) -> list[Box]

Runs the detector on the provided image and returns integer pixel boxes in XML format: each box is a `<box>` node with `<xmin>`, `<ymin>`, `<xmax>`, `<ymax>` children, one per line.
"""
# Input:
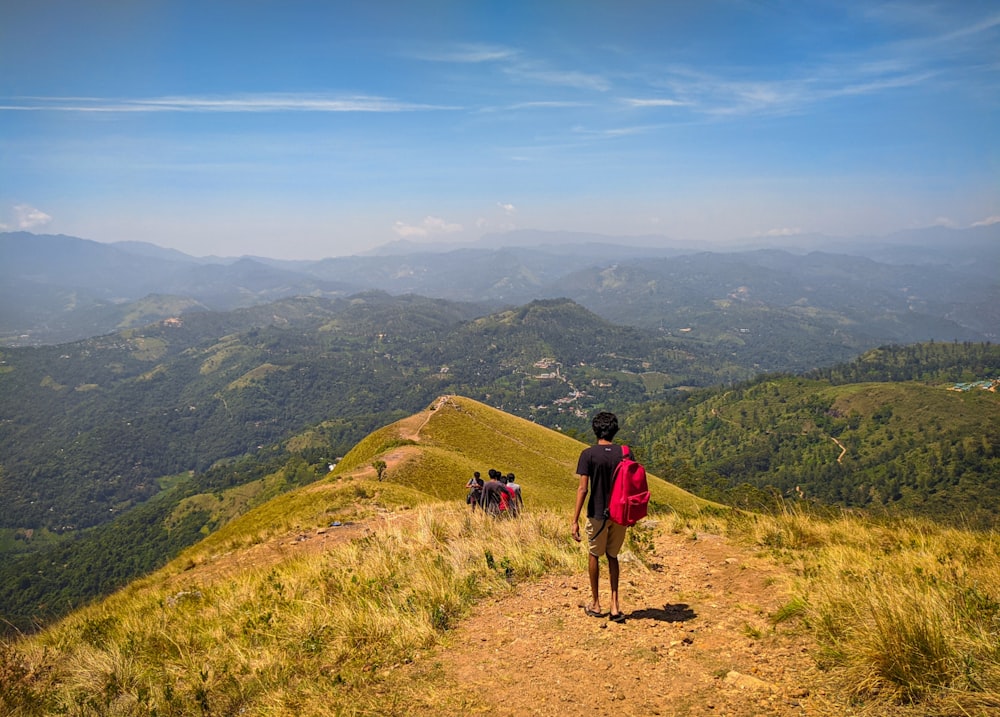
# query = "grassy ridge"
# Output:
<box><xmin>3</xmin><ymin>396</ymin><xmax>997</xmax><ymax>714</ymax></box>
<box><xmin>0</xmin><ymin>395</ymin><xmax>714</xmax><ymax>715</ymax></box>
<box><xmin>343</xmin><ymin>395</ymin><xmax>711</xmax><ymax>514</ymax></box>
<box><xmin>6</xmin><ymin>505</ymin><xmax>998</xmax><ymax>715</ymax></box>
<box><xmin>730</xmin><ymin>508</ymin><xmax>1000</xmax><ymax>711</ymax></box>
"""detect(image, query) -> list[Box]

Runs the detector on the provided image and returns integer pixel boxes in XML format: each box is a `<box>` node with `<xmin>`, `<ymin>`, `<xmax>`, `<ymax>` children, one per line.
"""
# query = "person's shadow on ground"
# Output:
<box><xmin>627</xmin><ymin>603</ymin><xmax>697</xmax><ymax>622</ymax></box>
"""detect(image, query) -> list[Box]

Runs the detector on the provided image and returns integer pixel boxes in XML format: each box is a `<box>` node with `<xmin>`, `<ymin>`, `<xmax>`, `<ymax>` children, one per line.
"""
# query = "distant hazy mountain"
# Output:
<box><xmin>364</xmin><ymin>229</ymin><xmax>700</xmax><ymax>255</ymax></box>
<box><xmin>856</xmin><ymin>224</ymin><xmax>1000</xmax><ymax>274</ymax></box>
<box><xmin>722</xmin><ymin>224</ymin><xmax>1000</xmax><ymax>274</ymax></box>
<box><xmin>476</xmin><ymin>228</ymin><xmax>700</xmax><ymax>251</ymax></box>
<box><xmin>3</xmin><ymin>224</ymin><xmax>997</xmax><ymax>351</ymax></box>
<box><xmin>110</xmin><ymin>240</ymin><xmax>223</xmax><ymax>264</ymax></box>
<box><xmin>0</xmin><ymin>232</ymin><xmax>360</xmax><ymax>344</ymax></box>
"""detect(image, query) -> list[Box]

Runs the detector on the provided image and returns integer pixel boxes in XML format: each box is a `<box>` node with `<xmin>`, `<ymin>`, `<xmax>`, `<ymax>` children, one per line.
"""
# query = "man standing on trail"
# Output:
<box><xmin>572</xmin><ymin>411</ymin><xmax>627</xmax><ymax>622</ymax></box>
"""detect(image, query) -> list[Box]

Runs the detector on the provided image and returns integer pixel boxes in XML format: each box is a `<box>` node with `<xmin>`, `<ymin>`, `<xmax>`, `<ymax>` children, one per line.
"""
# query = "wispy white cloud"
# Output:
<box><xmin>572</xmin><ymin>124</ymin><xmax>660</xmax><ymax>138</ymax></box>
<box><xmin>507</xmin><ymin>101</ymin><xmax>589</xmax><ymax>110</ymax></box>
<box><xmin>824</xmin><ymin>71</ymin><xmax>938</xmax><ymax>98</ymax></box>
<box><xmin>0</xmin><ymin>204</ymin><xmax>53</xmax><ymax>230</ymax></box>
<box><xmin>497</xmin><ymin>202</ymin><xmax>516</xmax><ymax>215</ymax></box>
<box><xmin>756</xmin><ymin>227</ymin><xmax>803</xmax><ymax>237</ymax></box>
<box><xmin>971</xmin><ymin>215</ymin><xmax>1000</xmax><ymax>227</ymax></box>
<box><xmin>392</xmin><ymin>216</ymin><xmax>463</xmax><ymax>238</ymax></box>
<box><xmin>645</xmin><ymin>65</ymin><xmax>937</xmax><ymax>119</ymax></box>
<box><xmin>951</xmin><ymin>11</ymin><xmax>1000</xmax><ymax>37</ymax></box>
<box><xmin>411</xmin><ymin>42</ymin><xmax>518</xmax><ymax>63</ymax></box>
<box><xmin>504</xmin><ymin>65</ymin><xmax>611</xmax><ymax>92</ymax></box>
<box><xmin>0</xmin><ymin>94</ymin><xmax>460</xmax><ymax>113</ymax></box>
<box><xmin>931</xmin><ymin>216</ymin><xmax>959</xmax><ymax>228</ymax></box>
<box><xmin>629</xmin><ymin>8</ymin><xmax>999</xmax><ymax>119</ymax></box>
<box><xmin>623</xmin><ymin>97</ymin><xmax>690</xmax><ymax>108</ymax></box>
<box><xmin>476</xmin><ymin>100</ymin><xmax>589</xmax><ymax>115</ymax></box>
<box><xmin>420</xmin><ymin>41</ymin><xmax>610</xmax><ymax>92</ymax></box>
<box><xmin>900</xmin><ymin>9</ymin><xmax>1000</xmax><ymax>49</ymax></box>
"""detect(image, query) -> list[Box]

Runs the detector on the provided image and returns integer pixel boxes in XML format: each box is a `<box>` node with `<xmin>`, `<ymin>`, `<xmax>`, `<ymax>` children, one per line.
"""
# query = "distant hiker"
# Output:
<box><xmin>466</xmin><ymin>471</ymin><xmax>484</xmax><ymax>511</ymax></box>
<box><xmin>506</xmin><ymin>472</ymin><xmax>523</xmax><ymax>512</ymax></box>
<box><xmin>491</xmin><ymin>471</ymin><xmax>518</xmax><ymax>517</ymax></box>
<box><xmin>572</xmin><ymin>411</ymin><xmax>627</xmax><ymax>622</ymax></box>
<box><xmin>481</xmin><ymin>470</ymin><xmax>507</xmax><ymax>516</ymax></box>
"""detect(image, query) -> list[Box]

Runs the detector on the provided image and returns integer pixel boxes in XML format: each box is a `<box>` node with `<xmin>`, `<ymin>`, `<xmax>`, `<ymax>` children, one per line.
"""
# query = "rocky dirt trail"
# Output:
<box><xmin>333</xmin><ymin>399</ymin><xmax>856</xmax><ymax>715</ymax></box>
<box><xmin>383</xmin><ymin>522</ymin><xmax>856</xmax><ymax>717</ymax></box>
<box><xmin>185</xmin><ymin>400</ymin><xmax>857</xmax><ymax>716</ymax></box>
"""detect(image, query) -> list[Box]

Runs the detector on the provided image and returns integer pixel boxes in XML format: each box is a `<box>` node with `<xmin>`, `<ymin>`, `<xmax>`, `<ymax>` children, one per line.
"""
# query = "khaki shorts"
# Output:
<box><xmin>586</xmin><ymin>517</ymin><xmax>626</xmax><ymax>558</ymax></box>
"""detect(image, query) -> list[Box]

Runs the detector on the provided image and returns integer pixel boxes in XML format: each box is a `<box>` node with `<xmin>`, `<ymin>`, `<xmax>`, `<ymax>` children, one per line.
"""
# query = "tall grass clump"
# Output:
<box><xmin>0</xmin><ymin>505</ymin><xmax>584</xmax><ymax>717</ymax></box>
<box><xmin>730</xmin><ymin>507</ymin><xmax>1000</xmax><ymax>711</ymax></box>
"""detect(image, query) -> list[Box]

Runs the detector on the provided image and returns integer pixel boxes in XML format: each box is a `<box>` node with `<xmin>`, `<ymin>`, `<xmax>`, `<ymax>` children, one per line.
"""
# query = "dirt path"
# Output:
<box><xmin>397</xmin><ymin>395</ymin><xmax>452</xmax><ymax>441</ymax></box>
<box><xmin>381</xmin><ymin>524</ymin><xmax>854</xmax><ymax>717</ymax></box>
<box><xmin>350</xmin><ymin>399</ymin><xmax>854</xmax><ymax>715</ymax></box>
<box><xmin>180</xmin><ymin>507</ymin><xmax>858</xmax><ymax>715</ymax></box>
<box><xmin>180</xmin><ymin>399</ymin><xmax>858</xmax><ymax>715</ymax></box>
<box><xmin>829</xmin><ymin>436</ymin><xmax>847</xmax><ymax>464</ymax></box>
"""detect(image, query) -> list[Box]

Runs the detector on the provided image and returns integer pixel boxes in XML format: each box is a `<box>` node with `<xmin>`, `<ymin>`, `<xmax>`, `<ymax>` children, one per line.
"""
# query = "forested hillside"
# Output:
<box><xmin>0</xmin><ymin>444</ymin><xmax>325</xmax><ymax>633</ymax></box>
<box><xmin>630</xmin><ymin>342</ymin><xmax>1000</xmax><ymax>526</ymax></box>
<box><xmin>546</xmin><ymin>251</ymin><xmax>997</xmax><ymax>372</ymax></box>
<box><xmin>0</xmin><ymin>293</ymin><xmax>742</xmax><ymax>545</ymax></box>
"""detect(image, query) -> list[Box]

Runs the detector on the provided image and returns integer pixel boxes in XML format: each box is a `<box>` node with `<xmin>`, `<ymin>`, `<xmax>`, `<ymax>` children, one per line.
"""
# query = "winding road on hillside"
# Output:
<box><xmin>711</xmin><ymin>408</ymin><xmax>850</xmax><ymax>465</ymax></box>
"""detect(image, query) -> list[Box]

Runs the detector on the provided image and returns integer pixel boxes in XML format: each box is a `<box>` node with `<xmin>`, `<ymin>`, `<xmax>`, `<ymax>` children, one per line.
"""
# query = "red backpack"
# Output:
<box><xmin>608</xmin><ymin>445</ymin><xmax>650</xmax><ymax>526</ymax></box>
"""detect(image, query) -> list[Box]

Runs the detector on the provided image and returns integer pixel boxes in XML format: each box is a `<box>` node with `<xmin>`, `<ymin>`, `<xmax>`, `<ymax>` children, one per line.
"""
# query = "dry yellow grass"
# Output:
<box><xmin>729</xmin><ymin>507</ymin><xmax>1000</xmax><ymax>713</ymax></box>
<box><xmin>3</xmin><ymin>397</ymin><xmax>996</xmax><ymax>715</ymax></box>
<box><xmin>5</xmin><ymin>501</ymin><xmax>999</xmax><ymax>715</ymax></box>
<box><xmin>1</xmin><ymin>505</ymin><xmax>585</xmax><ymax>716</ymax></box>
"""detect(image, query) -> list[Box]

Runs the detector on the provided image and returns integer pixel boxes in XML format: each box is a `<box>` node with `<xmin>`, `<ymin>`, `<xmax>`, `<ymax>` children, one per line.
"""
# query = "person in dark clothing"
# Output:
<box><xmin>481</xmin><ymin>469</ymin><xmax>507</xmax><ymax>515</ymax></box>
<box><xmin>465</xmin><ymin>471</ymin><xmax>484</xmax><ymax>510</ymax></box>
<box><xmin>572</xmin><ymin>411</ymin><xmax>627</xmax><ymax>622</ymax></box>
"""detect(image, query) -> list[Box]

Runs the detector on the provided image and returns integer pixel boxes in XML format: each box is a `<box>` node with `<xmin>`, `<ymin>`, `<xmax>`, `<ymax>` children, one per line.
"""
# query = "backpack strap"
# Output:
<box><xmin>621</xmin><ymin>444</ymin><xmax>630</xmax><ymax>459</ymax></box>
<box><xmin>590</xmin><ymin>517</ymin><xmax>609</xmax><ymax>541</ymax></box>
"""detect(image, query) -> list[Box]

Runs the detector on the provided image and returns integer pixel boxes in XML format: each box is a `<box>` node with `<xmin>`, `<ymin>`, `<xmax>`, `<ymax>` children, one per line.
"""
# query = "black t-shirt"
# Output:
<box><xmin>576</xmin><ymin>443</ymin><xmax>624</xmax><ymax>519</ymax></box>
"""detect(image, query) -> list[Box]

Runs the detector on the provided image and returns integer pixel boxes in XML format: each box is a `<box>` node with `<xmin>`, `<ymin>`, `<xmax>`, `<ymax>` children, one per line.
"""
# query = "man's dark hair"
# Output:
<box><xmin>474</xmin><ymin>471</ymin><xmax>480</xmax><ymax>478</ymax></box>
<box><xmin>592</xmin><ymin>412</ymin><xmax>619</xmax><ymax>440</ymax></box>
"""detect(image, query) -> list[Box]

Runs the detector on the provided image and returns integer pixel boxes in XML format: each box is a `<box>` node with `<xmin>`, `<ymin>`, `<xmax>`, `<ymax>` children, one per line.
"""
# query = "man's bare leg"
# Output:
<box><xmin>588</xmin><ymin>552</ymin><xmax>601</xmax><ymax>613</ymax></box>
<box><xmin>608</xmin><ymin>555</ymin><xmax>621</xmax><ymax>616</ymax></box>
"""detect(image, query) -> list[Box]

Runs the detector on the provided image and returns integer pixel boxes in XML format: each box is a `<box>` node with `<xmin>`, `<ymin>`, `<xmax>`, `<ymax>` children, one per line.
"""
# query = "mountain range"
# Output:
<box><xmin>2</xmin><ymin>227</ymin><xmax>997</xmax><ymax>371</ymax></box>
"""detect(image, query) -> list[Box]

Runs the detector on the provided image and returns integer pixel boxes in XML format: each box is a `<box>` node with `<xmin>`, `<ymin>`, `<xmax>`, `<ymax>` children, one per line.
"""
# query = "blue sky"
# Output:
<box><xmin>1</xmin><ymin>1</ymin><xmax>998</xmax><ymax>259</ymax></box>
